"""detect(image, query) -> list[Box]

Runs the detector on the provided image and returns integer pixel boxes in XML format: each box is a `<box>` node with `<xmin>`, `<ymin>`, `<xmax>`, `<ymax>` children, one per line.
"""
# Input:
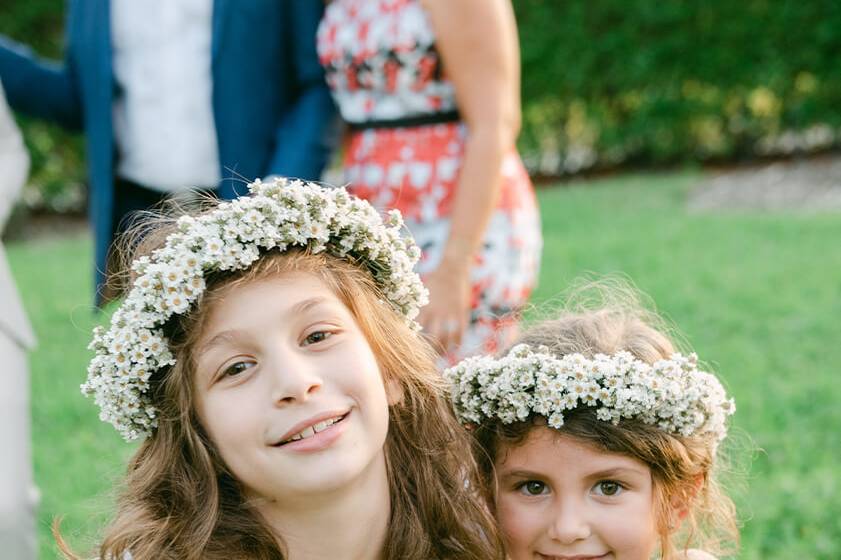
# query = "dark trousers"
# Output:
<box><xmin>112</xmin><ymin>177</ymin><xmax>170</xmax><ymax>235</ymax></box>
<box><xmin>100</xmin><ymin>177</ymin><xmax>214</xmax><ymax>304</ymax></box>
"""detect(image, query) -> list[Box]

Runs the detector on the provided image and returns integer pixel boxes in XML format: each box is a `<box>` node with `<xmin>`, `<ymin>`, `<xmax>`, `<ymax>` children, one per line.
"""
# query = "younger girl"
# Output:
<box><xmin>67</xmin><ymin>178</ymin><xmax>504</xmax><ymax>559</ymax></box>
<box><xmin>446</xmin><ymin>292</ymin><xmax>739</xmax><ymax>560</ymax></box>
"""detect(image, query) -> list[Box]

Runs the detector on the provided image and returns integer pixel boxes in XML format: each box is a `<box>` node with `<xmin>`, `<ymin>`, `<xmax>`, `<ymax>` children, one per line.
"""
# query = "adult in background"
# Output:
<box><xmin>318</xmin><ymin>0</ymin><xmax>542</xmax><ymax>363</ymax></box>
<box><xmin>0</xmin><ymin>0</ymin><xmax>336</xmax><ymax>306</ymax></box>
<box><xmin>0</xmin><ymin>79</ymin><xmax>37</xmax><ymax>560</ymax></box>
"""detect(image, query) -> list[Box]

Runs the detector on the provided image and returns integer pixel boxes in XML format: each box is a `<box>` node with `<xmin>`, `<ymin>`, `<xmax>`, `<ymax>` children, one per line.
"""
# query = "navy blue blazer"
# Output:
<box><xmin>0</xmin><ymin>0</ymin><xmax>336</xmax><ymax>304</ymax></box>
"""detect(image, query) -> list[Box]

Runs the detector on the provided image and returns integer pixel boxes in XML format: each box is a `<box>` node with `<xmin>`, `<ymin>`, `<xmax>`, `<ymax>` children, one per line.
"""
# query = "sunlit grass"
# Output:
<box><xmin>8</xmin><ymin>170</ymin><xmax>840</xmax><ymax>558</ymax></box>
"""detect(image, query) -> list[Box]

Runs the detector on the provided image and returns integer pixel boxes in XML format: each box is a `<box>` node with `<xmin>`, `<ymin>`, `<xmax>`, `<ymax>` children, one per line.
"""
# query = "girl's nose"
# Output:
<box><xmin>268</xmin><ymin>352</ymin><xmax>323</xmax><ymax>405</ymax></box>
<box><xmin>546</xmin><ymin>498</ymin><xmax>591</xmax><ymax>544</ymax></box>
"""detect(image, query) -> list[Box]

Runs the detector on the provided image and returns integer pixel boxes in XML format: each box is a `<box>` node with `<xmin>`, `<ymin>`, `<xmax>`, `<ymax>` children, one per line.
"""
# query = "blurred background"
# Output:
<box><xmin>2</xmin><ymin>1</ymin><xmax>840</xmax><ymax>558</ymax></box>
<box><xmin>5</xmin><ymin>1</ymin><xmax>841</xmax><ymax>219</ymax></box>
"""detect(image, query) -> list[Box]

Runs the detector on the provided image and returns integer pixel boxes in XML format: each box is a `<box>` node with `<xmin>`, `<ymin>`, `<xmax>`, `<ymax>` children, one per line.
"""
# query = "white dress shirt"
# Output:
<box><xmin>111</xmin><ymin>0</ymin><xmax>221</xmax><ymax>191</ymax></box>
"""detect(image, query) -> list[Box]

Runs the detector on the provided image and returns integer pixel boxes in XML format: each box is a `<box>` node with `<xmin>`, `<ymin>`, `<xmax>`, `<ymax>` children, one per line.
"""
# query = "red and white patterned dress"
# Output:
<box><xmin>318</xmin><ymin>0</ymin><xmax>542</xmax><ymax>363</ymax></box>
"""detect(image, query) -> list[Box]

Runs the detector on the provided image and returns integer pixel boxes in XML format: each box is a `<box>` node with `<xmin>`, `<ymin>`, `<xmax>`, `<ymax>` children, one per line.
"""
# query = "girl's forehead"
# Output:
<box><xmin>201</xmin><ymin>272</ymin><xmax>348</xmax><ymax>333</ymax></box>
<box><xmin>213</xmin><ymin>267</ymin><xmax>327</xmax><ymax>297</ymax></box>
<box><xmin>497</xmin><ymin>425</ymin><xmax>651</xmax><ymax>476</ymax></box>
<box><xmin>217</xmin><ymin>270</ymin><xmax>336</xmax><ymax>305</ymax></box>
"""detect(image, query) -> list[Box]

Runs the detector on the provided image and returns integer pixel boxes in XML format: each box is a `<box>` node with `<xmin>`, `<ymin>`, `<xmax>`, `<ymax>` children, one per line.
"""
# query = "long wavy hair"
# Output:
<box><xmin>58</xmin><ymin>204</ymin><xmax>504</xmax><ymax>560</ymax></box>
<box><xmin>470</xmin><ymin>284</ymin><xmax>739</xmax><ymax>559</ymax></box>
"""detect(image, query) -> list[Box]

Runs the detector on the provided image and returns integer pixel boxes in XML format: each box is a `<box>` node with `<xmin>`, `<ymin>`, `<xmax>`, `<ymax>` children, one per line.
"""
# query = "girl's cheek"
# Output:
<box><xmin>496</xmin><ymin>495</ymin><xmax>542</xmax><ymax>554</ymax></box>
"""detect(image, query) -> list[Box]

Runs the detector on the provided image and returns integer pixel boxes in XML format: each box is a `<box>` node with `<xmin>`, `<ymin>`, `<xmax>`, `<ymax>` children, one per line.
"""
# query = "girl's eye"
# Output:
<box><xmin>593</xmin><ymin>480</ymin><xmax>624</xmax><ymax>497</ymax></box>
<box><xmin>303</xmin><ymin>330</ymin><xmax>332</xmax><ymax>346</ymax></box>
<box><xmin>222</xmin><ymin>361</ymin><xmax>254</xmax><ymax>378</ymax></box>
<box><xmin>518</xmin><ymin>480</ymin><xmax>548</xmax><ymax>496</ymax></box>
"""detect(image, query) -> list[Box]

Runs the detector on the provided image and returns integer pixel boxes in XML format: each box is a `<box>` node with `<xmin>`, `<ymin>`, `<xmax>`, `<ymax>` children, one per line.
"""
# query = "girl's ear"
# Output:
<box><xmin>384</xmin><ymin>375</ymin><xmax>404</xmax><ymax>406</ymax></box>
<box><xmin>671</xmin><ymin>474</ymin><xmax>705</xmax><ymax>525</ymax></box>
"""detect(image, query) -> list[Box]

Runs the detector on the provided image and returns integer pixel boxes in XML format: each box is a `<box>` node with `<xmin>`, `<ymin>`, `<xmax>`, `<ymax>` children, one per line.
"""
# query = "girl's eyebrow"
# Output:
<box><xmin>498</xmin><ymin>468</ymin><xmax>547</xmax><ymax>480</ymax></box>
<box><xmin>289</xmin><ymin>295</ymin><xmax>331</xmax><ymax>317</ymax></box>
<box><xmin>198</xmin><ymin>296</ymin><xmax>332</xmax><ymax>354</ymax></box>
<box><xmin>498</xmin><ymin>466</ymin><xmax>648</xmax><ymax>481</ymax></box>
<box><xmin>585</xmin><ymin>466</ymin><xmax>648</xmax><ymax>480</ymax></box>
<box><xmin>197</xmin><ymin>329</ymin><xmax>243</xmax><ymax>355</ymax></box>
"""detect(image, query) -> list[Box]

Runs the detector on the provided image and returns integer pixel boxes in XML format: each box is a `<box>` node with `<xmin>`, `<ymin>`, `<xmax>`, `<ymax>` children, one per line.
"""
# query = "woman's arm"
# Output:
<box><xmin>418</xmin><ymin>0</ymin><xmax>522</xmax><ymax>351</ymax></box>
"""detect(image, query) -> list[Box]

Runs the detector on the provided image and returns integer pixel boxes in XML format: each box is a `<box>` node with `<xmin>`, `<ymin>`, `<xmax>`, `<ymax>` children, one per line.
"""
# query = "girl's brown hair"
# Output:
<box><xmin>58</xmin><ymin>204</ymin><xmax>504</xmax><ymax>560</ymax></box>
<box><xmin>471</xmin><ymin>285</ymin><xmax>739</xmax><ymax>559</ymax></box>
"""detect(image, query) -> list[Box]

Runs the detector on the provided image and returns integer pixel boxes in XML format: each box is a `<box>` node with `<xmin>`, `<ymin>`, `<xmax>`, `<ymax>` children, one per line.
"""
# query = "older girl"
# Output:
<box><xmin>63</xmin><ymin>179</ymin><xmax>503</xmax><ymax>560</ymax></box>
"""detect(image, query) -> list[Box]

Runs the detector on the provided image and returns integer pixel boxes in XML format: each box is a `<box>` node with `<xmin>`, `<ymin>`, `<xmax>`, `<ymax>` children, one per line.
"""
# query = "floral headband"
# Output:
<box><xmin>83</xmin><ymin>178</ymin><xmax>429</xmax><ymax>441</ymax></box>
<box><xmin>445</xmin><ymin>344</ymin><xmax>735</xmax><ymax>443</ymax></box>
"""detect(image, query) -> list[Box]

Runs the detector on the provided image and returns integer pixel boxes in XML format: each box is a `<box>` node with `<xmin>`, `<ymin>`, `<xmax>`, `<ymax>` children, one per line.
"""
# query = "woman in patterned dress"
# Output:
<box><xmin>318</xmin><ymin>0</ymin><xmax>542</xmax><ymax>363</ymax></box>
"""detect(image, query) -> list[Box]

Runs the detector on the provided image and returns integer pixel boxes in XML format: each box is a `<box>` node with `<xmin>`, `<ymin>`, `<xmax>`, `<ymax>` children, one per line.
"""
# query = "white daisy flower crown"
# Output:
<box><xmin>83</xmin><ymin>178</ymin><xmax>429</xmax><ymax>441</ymax></box>
<box><xmin>445</xmin><ymin>343</ymin><xmax>735</xmax><ymax>443</ymax></box>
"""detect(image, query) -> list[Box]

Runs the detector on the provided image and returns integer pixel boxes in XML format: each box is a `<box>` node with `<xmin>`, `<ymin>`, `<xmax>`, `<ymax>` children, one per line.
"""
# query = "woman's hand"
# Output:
<box><xmin>418</xmin><ymin>261</ymin><xmax>472</xmax><ymax>355</ymax></box>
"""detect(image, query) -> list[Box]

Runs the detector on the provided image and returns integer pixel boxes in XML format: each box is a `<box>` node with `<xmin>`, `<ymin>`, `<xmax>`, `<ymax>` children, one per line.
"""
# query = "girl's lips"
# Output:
<box><xmin>272</xmin><ymin>411</ymin><xmax>350</xmax><ymax>453</ymax></box>
<box><xmin>273</xmin><ymin>408</ymin><xmax>350</xmax><ymax>445</ymax></box>
<box><xmin>537</xmin><ymin>554</ymin><xmax>610</xmax><ymax>560</ymax></box>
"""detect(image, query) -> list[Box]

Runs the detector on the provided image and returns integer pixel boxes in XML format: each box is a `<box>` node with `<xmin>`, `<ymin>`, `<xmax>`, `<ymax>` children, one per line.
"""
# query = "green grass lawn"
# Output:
<box><xmin>8</xmin><ymin>171</ymin><xmax>841</xmax><ymax>558</ymax></box>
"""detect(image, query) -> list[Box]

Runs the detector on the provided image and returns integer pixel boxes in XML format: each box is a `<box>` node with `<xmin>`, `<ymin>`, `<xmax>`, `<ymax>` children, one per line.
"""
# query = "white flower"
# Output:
<box><xmin>444</xmin><ymin>344</ymin><xmax>734</xmax><ymax>447</ymax></box>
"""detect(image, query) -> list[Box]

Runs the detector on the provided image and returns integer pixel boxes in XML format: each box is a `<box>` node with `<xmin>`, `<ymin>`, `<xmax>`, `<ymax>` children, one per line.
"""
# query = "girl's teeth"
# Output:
<box><xmin>284</xmin><ymin>416</ymin><xmax>342</xmax><ymax>444</ymax></box>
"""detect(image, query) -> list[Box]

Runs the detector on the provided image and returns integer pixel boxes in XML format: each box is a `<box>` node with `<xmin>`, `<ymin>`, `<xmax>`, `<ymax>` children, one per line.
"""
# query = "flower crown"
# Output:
<box><xmin>83</xmin><ymin>178</ymin><xmax>429</xmax><ymax>441</ymax></box>
<box><xmin>445</xmin><ymin>344</ymin><xmax>735</xmax><ymax>443</ymax></box>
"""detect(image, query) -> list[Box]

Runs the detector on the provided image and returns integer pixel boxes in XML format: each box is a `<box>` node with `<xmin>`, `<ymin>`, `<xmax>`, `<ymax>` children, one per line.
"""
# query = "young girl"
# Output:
<box><xmin>446</xmin><ymin>292</ymin><xmax>739</xmax><ymax>560</ymax></box>
<box><xmin>66</xmin><ymin>178</ymin><xmax>504</xmax><ymax>559</ymax></box>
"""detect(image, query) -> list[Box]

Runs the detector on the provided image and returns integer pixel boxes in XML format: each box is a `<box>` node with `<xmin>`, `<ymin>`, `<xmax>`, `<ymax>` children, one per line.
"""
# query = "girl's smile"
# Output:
<box><xmin>535</xmin><ymin>549</ymin><xmax>611</xmax><ymax>559</ymax></box>
<box><xmin>269</xmin><ymin>409</ymin><xmax>351</xmax><ymax>452</ymax></box>
<box><xmin>536</xmin><ymin>554</ymin><xmax>609</xmax><ymax>560</ymax></box>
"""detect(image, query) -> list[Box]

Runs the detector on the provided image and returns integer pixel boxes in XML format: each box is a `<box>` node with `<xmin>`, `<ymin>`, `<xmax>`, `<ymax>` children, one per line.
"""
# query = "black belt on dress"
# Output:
<box><xmin>347</xmin><ymin>110</ymin><xmax>461</xmax><ymax>131</ymax></box>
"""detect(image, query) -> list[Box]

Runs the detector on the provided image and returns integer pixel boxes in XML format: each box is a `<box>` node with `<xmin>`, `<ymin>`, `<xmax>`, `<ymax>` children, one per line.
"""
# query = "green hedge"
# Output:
<box><xmin>515</xmin><ymin>0</ymin><xmax>841</xmax><ymax>173</ymax></box>
<box><xmin>2</xmin><ymin>1</ymin><xmax>841</xmax><ymax>211</ymax></box>
<box><xmin>0</xmin><ymin>0</ymin><xmax>85</xmax><ymax>214</ymax></box>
